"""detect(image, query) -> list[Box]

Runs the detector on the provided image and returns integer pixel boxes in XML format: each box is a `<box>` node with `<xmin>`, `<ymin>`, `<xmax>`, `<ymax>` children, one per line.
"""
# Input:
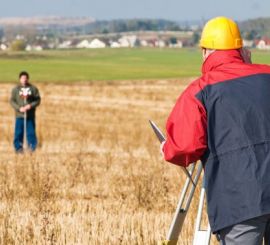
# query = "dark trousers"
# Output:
<box><xmin>14</xmin><ymin>117</ymin><xmax>37</xmax><ymax>152</ymax></box>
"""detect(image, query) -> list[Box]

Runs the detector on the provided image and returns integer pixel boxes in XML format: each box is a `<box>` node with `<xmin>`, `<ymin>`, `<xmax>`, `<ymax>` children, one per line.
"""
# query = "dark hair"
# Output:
<box><xmin>19</xmin><ymin>71</ymin><xmax>29</xmax><ymax>79</ymax></box>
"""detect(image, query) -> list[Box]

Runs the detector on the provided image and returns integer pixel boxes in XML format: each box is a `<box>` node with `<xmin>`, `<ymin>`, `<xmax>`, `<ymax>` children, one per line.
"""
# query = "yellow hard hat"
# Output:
<box><xmin>200</xmin><ymin>16</ymin><xmax>243</xmax><ymax>50</ymax></box>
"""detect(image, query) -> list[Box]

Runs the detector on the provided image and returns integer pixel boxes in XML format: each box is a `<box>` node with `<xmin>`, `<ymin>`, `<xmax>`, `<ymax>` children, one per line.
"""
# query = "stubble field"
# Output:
<box><xmin>0</xmin><ymin>80</ymin><xmax>216</xmax><ymax>244</ymax></box>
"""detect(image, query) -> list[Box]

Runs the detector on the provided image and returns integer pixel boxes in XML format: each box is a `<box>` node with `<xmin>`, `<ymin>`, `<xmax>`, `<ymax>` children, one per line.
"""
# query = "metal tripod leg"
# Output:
<box><xmin>193</xmin><ymin>180</ymin><xmax>211</xmax><ymax>245</ymax></box>
<box><xmin>161</xmin><ymin>162</ymin><xmax>203</xmax><ymax>245</ymax></box>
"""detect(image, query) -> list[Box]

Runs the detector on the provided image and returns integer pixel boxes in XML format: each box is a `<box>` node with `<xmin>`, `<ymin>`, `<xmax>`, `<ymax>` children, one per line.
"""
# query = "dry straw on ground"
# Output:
<box><xmin>0</xmin><ymin>80</ymin><xmax>217</xmax><ymax>244</ymax></box>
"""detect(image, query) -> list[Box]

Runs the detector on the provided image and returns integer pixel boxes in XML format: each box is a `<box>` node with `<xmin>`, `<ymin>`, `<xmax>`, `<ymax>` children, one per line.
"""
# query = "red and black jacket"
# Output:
<box><xmin>163</xmin><ymin>50</ymin><xmax>270</xmax><ymax>232</ymax></box>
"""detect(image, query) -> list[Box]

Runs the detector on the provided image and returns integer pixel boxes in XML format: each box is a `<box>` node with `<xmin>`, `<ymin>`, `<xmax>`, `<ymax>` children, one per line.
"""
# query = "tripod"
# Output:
<box><xmin>160</xmin><ymin>162</ymin><xmax>211</xmax><ymax>245</ymax></box>
<box><xmin>149</xmin><ymin>120</ymin><xmax>211</xmax><ymax>245</ymax></box>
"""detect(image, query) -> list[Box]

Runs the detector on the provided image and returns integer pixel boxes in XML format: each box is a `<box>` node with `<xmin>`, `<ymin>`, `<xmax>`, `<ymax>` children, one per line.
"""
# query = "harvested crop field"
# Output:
<box><xmin>0</xmin><ymin>80</ymin><xmax>217</xmax><ymax>244</ymax></box>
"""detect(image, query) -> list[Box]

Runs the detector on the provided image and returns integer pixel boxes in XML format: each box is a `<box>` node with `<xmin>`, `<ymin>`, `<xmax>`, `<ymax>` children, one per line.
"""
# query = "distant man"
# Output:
<box><xmin>162</xmin><ymin>17</ymin><xmax>270</xmax><ymax>244</ymax></box>
<box><xmin>10</xmin><ymin>71</ymin><xmax>41</xmax><ymax>152</ymax></box>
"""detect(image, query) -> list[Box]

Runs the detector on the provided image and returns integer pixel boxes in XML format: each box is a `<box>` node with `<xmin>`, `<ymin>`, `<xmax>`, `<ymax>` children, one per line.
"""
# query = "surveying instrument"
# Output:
<box><xmin>149</xmin><ymin>120</ymin><xmax>211</xmax><ymax>245</ymax></box>
<box><xmin>19</xmin><ymin>87</ymin><xmax>32</xmax><ymax>150</ymax></box>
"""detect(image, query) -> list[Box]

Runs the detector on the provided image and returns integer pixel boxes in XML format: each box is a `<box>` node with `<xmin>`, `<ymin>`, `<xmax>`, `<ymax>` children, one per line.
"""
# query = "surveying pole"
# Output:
<box><xmin>149</xmin><ymin>120</ymin><xmax>211</xmax><ymax>245</ymax></box>
<box><xmin>19</xmin><ymin>87</ymin><xmax>31</xmax><ymax>150</ymax></box>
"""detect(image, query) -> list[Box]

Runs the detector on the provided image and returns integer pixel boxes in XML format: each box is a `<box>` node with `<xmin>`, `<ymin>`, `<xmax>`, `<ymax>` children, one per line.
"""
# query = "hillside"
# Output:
<box><xmin>0</xmin><ymin>16</ymin><xmax>95</xmax><ymax>27</ymax></box>
<box><xmin>1</xmin><ymin>16</ymin><xmax>270</xmax><ymax>39</ymax></box>
<box><xmin>0</xmin><ymin>17</ymin><xmax>187</xmax><ymax>35</ymax></box>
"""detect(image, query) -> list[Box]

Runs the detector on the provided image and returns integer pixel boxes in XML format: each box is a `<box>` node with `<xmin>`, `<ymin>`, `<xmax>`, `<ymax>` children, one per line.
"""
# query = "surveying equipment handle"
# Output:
<box><xmin>149</xmin><ymin>120</ymin><xmax>165</xmax><ymax>143</ymax></box>
<box><xmin>149</xmin><ymin>120</ymin><xmax>195</xmax><ymax>184</ymax></box>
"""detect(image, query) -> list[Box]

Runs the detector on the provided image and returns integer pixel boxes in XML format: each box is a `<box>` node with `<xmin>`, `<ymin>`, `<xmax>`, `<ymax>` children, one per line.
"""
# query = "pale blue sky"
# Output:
<box><xmin>0</xmin><ymin>0</ymin><xmax>269</xmax><ymax>21</ymax></box>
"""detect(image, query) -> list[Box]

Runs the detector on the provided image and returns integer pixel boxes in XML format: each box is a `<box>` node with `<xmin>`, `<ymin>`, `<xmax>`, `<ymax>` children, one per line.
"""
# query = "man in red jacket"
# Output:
<box><xmin>162</xmin><ymin>16</ymin><xmax>270</xmax><ymax>244</ymax></box>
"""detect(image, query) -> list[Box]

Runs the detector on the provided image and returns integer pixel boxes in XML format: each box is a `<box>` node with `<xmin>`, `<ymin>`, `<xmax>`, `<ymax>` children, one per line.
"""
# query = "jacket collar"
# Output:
<box><xmin>202</xmin><ymin>49</ymin><xmax>244</xmax><ymax>74</ymax></box>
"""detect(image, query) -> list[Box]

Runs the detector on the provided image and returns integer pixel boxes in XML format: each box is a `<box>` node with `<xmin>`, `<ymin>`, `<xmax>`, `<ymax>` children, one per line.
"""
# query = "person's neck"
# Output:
<box><xmin>202</xmin><ymin>49</ymin><xmax>244</xmax><ymax>74</ymax></box>
<box><xmin>21</xmin><ymin>83</ymin><xmax>29</xmax><ymax>87</ymax></box>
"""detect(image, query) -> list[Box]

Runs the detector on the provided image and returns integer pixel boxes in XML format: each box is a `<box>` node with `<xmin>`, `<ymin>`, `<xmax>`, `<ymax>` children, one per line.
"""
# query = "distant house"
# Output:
<box><xmin>15</xmin><ymin>34</ymin><xmax>25</xmax><ymax>40</ymax></box>
<box><xmin>76</xmin><ymin>39</ymin><xmax>106</xmax><ymax>49</ymax></box>
<box><xmin>169</xmin><ymin>40</ymin><xmax>183</xmax><ymax>48</ymax></box>
<box><xmin>34</xmin><ymin>45</ymin><xmax>43</xmax><ymax>51</ymax></box>
<box><xmin>88</xmin><ymin>39</ymin><xmax>106</xmax><ymax>48</ymax></box>
<box><xmin>147</xmin><ymin>39</ymin><xmax>156</xmax><ymax>47</ymax></box>
<box><xmin>0</xmin><ymin>43</ymin><xmax>8</xmax><ymax>51</ymax></box>
<box><xmin>155</xmin><ymin>40</ymin><xmax>166</xmax><ymax>48</ymax></box>
<box><xmin>118</xmin><ymin>37</ymin><xmax>130</xmax><ymax>48</ymax></box>
<box><xmin>140</xmin><ymin>40</ymin><xmax>148</xmax><ymax>47</ymax></box>
<box><xmin>25</xmin><ymin>45</ymin><xmax>32</xmax><ymax>51</ymax></box>
<box><xmin>48</xmin><ymin>42</ymin><xmax>56</xmax><ymax>49</ymax></box>
<box><xmin>58</xmin><ymin>40</ymin><xmax>72</xmax><ymax>49</ymax></box>
<box><xmin>177</xmin><ymin>41</ymin><xmax>183</xmax><ymax>48</ymax></box>
<box><xmin>110</xmin><ymin>41</ymin><xmax>121</xmax><ymax>48</ymax></box>
<box><xmin>125</xmin><ymin>35</ymin><xmax>137</xmax><ymax>47</ymax></box>
<box><xmin>243</xmin><ymin>39</ymin><xmax>254</xmax><ymax>48</ymax></box>
<box><xmin>256</xmin><ymin>39</ymin><xmax>270</xmax><ymax>50</ymax></box>
<box><xmin>76</xmin><ymin>39</ymin><xmax>90</xmax><ymax>49</ymax></box>
<box><xmin>26</xmin><ymin>45</ymin><xmax>43</xmax><ymax>51</ymax></box>
<box><xmin>118</xmin><ymin>35</ymin><xmax>137</xmax><ymax>48</ymax></box>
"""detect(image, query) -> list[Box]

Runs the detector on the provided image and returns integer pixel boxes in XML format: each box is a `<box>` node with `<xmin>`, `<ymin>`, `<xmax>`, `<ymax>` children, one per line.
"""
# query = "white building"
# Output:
<box><xmin>155</xmin><ymin>40</ymin><xmax>166</xmax><ymax>48</ymax></box>
<box><xmin>48</xmin><ymin>43</ymin><xmax>56</xmax><ymax>49</ymax></box>
<box><xmin>118</xmin><ymin>35</ymin><xmax>137</xmax><ymax>48</ymax></box>
<box><xmin>58</xmin><ymin>40</ymin><xmax>72</xmax><ymax>49</ymax></box>
<box><xmin>110</xmin><ymin>41</ymin><xmax>121</xmax><ymax>48</ymax></box>
<box><xmin>25</xmin><ymin>45</ymin><xmax>32</xmax><ymax>51</ymax></box>
<box><xmin>257</xmin><ymin>39</ymin><xmax>270</xmax><ymax>50</ymax></box>
<box><xmin>76</xmin><ymin>39</ymin><xmax>90</xmax><ymax>49</ymax></box>
<box><xmin>15</xmin><ymin>34</ymin><xmax>25</xmax><ymax>40</ymax></box>
<box><xmin>140</xmin><ymin>40</ymin><xmax>148</xmax><ymax>47</ymax></box>
<box><xmin>0</xmin><ymin>43</ymin><xmax>7</xmax><ymax>51</ymax></box>
<box><xmin>243</xmin><ymin>39</ymin><xmax>254</xmax><ymax>48</ymax></box>
<box><xmin>34</xmin><ymin>45</ymin><xmax>43</xmax><ymax>51</ymax></box>
<box><xmin>88</xmin><ymin>39</ymin><xmax>106</xmax><ymax>48</ymax></box>
<box><xmin>125</xmin><ymin>35</ymin><xmax>137</xmax><ymax>47</ymax></box>
<box><xmin>76</xmin><ymin>39</ymin><xmax>106</xmax><ymax>49</ymax></box>
<box><xmin>169</xmin><ymin>41</ymin><xmax>183</xmax><ymax>48</ymax></box>
<box><xmin>118</xmin><ymin>37</ymin><xmax>130</xmax><ymax>47</ymax></box>
<box><xmin>26</xmin><ymin>45</ymin><xmax>43</xmax><ymax>51</ymax></box>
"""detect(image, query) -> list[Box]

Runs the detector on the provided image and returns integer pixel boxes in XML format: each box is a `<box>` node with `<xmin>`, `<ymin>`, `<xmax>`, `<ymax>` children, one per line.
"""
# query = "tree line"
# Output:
<box><xmin>85</xmin><ymin>19</ymin><xmax>183</xmax><ymax>34</ymax></box>
<box><xmin>239</xmin><ymin>17</ymin><xmax>270</xmax><ymax>40</ymax></box>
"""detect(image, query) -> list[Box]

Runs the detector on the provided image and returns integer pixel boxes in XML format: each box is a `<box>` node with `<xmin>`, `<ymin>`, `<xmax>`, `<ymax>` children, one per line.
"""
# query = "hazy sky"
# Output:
<box><xmin>1</xmin><ymin>0</ymin><xmax>269</xmax><ymax>21</ymax></box>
